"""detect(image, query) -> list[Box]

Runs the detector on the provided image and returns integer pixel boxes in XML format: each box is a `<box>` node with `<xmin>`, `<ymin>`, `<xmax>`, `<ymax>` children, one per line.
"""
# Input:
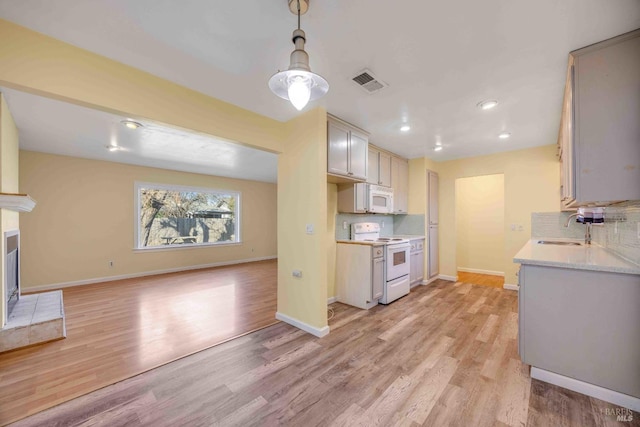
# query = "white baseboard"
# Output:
<box><xmin>327</xmin><ymin>296</ymin><xmax>337</xmax><ymax>305</ymax></box>
<box><xmin>422</xmin><ymin>277</ymin><xmax>438</xmax><ymax>285</ymax></box>
<box><xmin>438</xmin><ymin>274</ymin><xmax>458</xmax><ymax>282</ymax></box>
<box><xmin>275</xmin><ymin>312</ymin><xmax>330</xmax><ymax>338</ymax></box>
<box><xmin>503</xmin><ymin>283</ymin><xmax>519</xmax><ymax>291</ymax></box>
<box><xmin>531</xmin><ymin>367</ymin><xmax>640</xmax><ymax>412</ymax></box>
<box><xmin>22</xmin><ymin>256</ymin><xmax>278</xmax><ymax>293</ymax></box>
<box><xmin>457</xmin><ymin>267</ymin><xmax>505</xmax><ymax>277</ymax></box>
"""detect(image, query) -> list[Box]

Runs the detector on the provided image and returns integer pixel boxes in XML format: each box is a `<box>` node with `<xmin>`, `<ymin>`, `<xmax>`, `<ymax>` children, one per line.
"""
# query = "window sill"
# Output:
<box><xmin>133</xmin><ymin>241</ymin><xmax>242</xmax><ymax>253</ymax></box>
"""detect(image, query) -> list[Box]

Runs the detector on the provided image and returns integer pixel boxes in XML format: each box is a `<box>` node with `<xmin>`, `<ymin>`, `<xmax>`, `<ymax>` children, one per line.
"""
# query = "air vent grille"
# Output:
<box><xmin>351</xmin><ymin>69</ymin><xmax>388</xmax><ymax>94</ymax></box>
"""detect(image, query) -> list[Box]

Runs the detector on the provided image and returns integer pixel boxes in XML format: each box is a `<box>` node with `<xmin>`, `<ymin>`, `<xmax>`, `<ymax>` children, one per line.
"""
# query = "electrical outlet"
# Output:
<box><xmin>343</xmin><ymin>221</ymin><xmax>348</xmax><ymax>230</ymax></box>
<box><xmin>108</xmin><ymin>261</ymin><xmax>114</xmax><ymax>268</ymax></box>
<box><xmin>292</xmin><ymin>270</ymin><xmax>302</xmax><ymax>278</ymax></box>
<box><xmin>306</xmin><ymin>224</ymin><xmax>314</xmax><ymax>234</ymax></box>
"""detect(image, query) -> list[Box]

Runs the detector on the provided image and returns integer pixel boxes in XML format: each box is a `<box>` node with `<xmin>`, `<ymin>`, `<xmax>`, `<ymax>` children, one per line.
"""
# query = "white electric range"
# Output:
<box><xmin>350</xmin><ymin>222</ymin><xmax>411</xmax><ymax>304</ymax></box>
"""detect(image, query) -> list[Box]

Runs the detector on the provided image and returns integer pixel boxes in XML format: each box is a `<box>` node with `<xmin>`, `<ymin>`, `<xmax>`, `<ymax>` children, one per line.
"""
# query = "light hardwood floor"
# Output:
<box><xmin>0</xmin><ymin>260</ymin><xmax>278</xmax><ymax>426</ymax></box>
<box><xmin>10</xmin><ymin>279</ymin><xmax>638</xmax><ymax>426</ymax></box>
<box><xmin>457</xmin><ymin>271</ymin><xmax>504</xmax><ymax>288</ymax></box>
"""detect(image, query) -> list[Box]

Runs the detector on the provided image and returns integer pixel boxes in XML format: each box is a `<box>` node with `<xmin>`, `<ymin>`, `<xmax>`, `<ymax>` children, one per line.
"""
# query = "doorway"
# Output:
<box><xmin>455</xmin><ymin>174</ymin><xmax>505</xmax><ymax>286</ymax></box>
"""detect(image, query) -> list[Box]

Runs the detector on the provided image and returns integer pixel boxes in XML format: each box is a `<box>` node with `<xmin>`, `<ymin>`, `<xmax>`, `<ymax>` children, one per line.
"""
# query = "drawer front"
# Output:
<box><xmin>373</xmin><ymin>247</ymin><xmax>384</xmax><ymax>258</ymax></box>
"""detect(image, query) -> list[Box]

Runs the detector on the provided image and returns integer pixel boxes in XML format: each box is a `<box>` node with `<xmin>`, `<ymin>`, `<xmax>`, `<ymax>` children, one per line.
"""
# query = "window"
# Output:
<box><xmin>135</xmin><ymin>182</ymin><xmax>240</xmax><ymax>249</ymax></box>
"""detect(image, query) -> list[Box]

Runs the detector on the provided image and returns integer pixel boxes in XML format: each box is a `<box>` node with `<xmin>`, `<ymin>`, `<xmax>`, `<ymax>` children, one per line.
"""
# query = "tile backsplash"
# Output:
<box><xmin>531</xmin><ymin>206</ymin><xmax>640</xmax><ymax>266</ymax></box>
<box><xmin>335</xmin><ymin>214</ymin><xmax>425</xmax><ymax>240</ymax></box>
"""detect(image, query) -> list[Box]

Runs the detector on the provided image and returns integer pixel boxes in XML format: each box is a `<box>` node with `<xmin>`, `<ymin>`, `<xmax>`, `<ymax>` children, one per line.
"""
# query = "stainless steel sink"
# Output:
<box><xmin>537</xmin><ymin>240</ymin><xmax>582</xmax><ymax>246</ymax></box>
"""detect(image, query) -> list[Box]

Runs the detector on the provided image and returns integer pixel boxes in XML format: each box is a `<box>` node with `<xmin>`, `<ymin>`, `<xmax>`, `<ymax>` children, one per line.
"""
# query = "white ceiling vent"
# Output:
<box><xmin>351</xmin><ymin>69</ymin><xmax>388</xmax><ymax>94</ymax></box>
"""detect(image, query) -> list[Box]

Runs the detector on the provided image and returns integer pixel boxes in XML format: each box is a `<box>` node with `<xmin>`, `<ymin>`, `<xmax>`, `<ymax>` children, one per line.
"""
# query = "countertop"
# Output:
<box><xmin>393</xmin><ymin>235</ymin><xmax>426</xmax><ymax>240</ymax></box>
<box><xmin>336</xmin><ymin>239</ymin><xmax>386</xmax><ymax>246</ymax></box>
<box><xmin>514</xmin><ymin>238</ymin><xmax>640</xmax><ymax>275</ymax></box>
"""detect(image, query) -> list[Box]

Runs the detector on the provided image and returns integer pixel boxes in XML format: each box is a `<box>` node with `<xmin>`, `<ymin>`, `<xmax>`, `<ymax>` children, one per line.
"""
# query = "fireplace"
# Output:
<box><xmin>5</xmin><ymin>231</ymin><xmax>19</xmax><ymax>322</ymax></box>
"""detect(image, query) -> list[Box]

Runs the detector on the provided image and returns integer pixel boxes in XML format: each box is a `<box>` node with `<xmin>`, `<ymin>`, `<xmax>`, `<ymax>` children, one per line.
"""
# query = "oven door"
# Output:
<box><xmin>386</xmin><ymin>243</ymin><xmax>410</xmax><ymax>281</ymax></box>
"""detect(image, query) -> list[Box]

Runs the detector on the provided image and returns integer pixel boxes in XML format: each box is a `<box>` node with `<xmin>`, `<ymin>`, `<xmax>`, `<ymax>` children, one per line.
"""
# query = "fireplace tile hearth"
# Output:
<box><xmin>1</xmin><ymin>290</ymin><xmax>66</xmax><ymax>353</ymax></box>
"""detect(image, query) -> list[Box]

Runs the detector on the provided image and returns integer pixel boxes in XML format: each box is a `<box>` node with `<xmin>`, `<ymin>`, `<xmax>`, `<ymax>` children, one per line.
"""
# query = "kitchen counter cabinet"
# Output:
<box><xmin>327</xmin><ymin>115</ymin><xmax>369</xmax><ymax>183</ymax></box>
<box><xmin>336</xmin><ymin>243</ymin><xmax>384</xmax><ymax>310</ymax></box>
<box><xmin>409</xmin><ymin>238</ymin><xmax>425</xmax><ymax>286</ymax></box>
<box><xmin>518</xmin><ymin>263</ymin><xmax>640</xmax><ymax>400</ymax></box>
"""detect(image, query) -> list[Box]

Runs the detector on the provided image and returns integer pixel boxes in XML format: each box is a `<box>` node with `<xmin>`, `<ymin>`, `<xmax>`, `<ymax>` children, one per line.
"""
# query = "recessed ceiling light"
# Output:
<box><xmin>400</xmin><ymin>125</ymin><xmax>411</xmax><ymax>132</ymax></box>
<box><xmin>498</xmin><ymin>132</ymin><xmax>511</xmax><ymax>139</ymax></box>
<box><xmin>477</xmin><ymin>100</ymin><xmax>498</xmax><ymax>110</ymax></box>
<box><xmin>121</xmin><ymin>120</ymin><xmax>142</xmax><ymax>130</ymax></box>
<box><xmin>434</xmin><ymin>146</ymin><xmax>443</xmax><ymax>152</ymax></box>
<box><xmin>106</xmin><ymin>145</ymin><xmax>122</xmax><ymax>152</ymax></box>
<box><xmin>435</xmin><ymin>141</ymin><xmax>442</xmax><ymax>146</ymax></box>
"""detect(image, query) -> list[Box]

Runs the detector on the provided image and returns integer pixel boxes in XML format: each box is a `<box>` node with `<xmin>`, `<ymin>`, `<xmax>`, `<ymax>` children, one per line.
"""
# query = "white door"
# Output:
<box><xmin>428</xmin><ymin>171</ymin><xmax>439</xmax><ymax>225</ymax></box>
<box><xmin>428</xmin><ymin>226</ymin><xmax>439</xmax><ymax>278</ymax></box>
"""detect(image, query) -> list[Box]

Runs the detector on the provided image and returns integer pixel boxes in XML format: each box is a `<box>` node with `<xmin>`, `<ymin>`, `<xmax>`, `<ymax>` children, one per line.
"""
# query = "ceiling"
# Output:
<box><xmin>1</xmin><ymin>88</ymin><xmax>278</xmax><ymax>183</ymax></box>
<box><xmin>0</xmin><ymin>0</ymin><xmax>639</xmax><ymax>173</ymax></box>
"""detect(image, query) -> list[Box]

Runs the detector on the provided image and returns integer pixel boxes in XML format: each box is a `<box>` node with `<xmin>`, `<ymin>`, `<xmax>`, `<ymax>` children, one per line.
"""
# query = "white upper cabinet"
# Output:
<box><xmin>327</xmin><ymin>115</ymin><xmax>369</xmax><ymax>182</ymax></box>
<box><xmin>391</xmin><ymin>156</ymin><xmax>409</xmax><ymax>214</ymax></box>
<box><xmin>367</xmin><ymin>146</ymin><xmax>391</xmax><ymax>187</ymax></box>
<box><xmin>559</xmin><ymin>29</ymin><xmax>640</xmax><ymax>208</ymax></box>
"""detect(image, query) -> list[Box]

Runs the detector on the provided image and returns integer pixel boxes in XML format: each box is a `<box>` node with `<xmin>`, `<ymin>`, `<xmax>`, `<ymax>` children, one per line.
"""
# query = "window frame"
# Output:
<box><xmin>133</xmin><ymin>181</ymin><xmax>241</xmax><ymax>251</ymax></box>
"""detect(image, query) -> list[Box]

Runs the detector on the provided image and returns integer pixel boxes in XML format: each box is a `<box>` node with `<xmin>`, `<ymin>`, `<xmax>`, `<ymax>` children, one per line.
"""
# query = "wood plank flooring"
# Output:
<box><xmin>11</xmin><ymin>279</ymin><xmax>638</xmax><ymax>426</ymax></box>
<box><xmin>0</xmin><ymin>260</ymin><xmax>278</xmax><ymax>426</ymax></box>
<box><xmin>458</xmin><ymin>271</ymin><xmax>504</xmax><ymax>288</ymax></box>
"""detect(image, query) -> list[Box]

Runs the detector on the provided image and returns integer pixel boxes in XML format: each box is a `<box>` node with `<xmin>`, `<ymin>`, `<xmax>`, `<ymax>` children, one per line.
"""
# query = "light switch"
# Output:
<box><xmin>343</xmin><ymin>221</ymin><xmax>348</xmax><ymax>230</ymax></box>
<box><xmin>306</xmin><ymin>224</ymin><xmax>314</xmax><ymax>234</ymax></box>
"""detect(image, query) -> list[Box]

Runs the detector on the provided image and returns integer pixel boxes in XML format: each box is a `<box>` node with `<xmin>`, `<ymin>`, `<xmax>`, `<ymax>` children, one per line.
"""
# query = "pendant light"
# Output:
<box><xmin>268</xmin><ymin>0</ymin><xmax>329</xmax><ymax>111</ymax></box>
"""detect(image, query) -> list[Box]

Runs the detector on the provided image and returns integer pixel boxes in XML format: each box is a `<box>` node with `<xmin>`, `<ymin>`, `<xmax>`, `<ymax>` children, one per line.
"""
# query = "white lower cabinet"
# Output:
<box><xmin>336</xmin><ymin>243</ymin><xmax>384</xmax><ymax>310</ymax></box>
<box><xmin>409</xmin><ymin>239</ymin><xmax>425</xmax><ymax>285</ymax></box>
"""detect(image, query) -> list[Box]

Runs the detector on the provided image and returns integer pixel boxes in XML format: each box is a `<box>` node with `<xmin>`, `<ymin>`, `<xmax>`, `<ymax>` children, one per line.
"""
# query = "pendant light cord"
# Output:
<box><xmin>297</xmin><ymin>0</ymin><xmax>301</xmax><ymax>30</ymax></box>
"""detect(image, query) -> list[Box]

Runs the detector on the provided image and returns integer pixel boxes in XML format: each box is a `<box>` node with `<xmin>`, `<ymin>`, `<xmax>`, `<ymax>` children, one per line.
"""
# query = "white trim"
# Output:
<box><xmin>134</xmin><ymin>181</ymin><xmax>241</xmax><ymax>250</ymax></box>
<box><xmin>22</xmin><ymin>256</ymin><xmax>277</xmax><ymax>293</ymax></box>
<box><xmin>438</xmin><ymin>274</ymin><xmax>458</xmax><ymax>282</ymax></box>
<box><xmin>327</xmin><ymin>296</ymin><xmax>337</xmax><ymax>305</ymax></box>
<box><xmin>275</xmin><ymin>312</ymin><xmax>330</xmax><ymax>338</ymax></box>
<box><xmin>422</xmin><ymin>277</ymin><xmax>438</xmax><ymax>285</ymax></box>
<box><xmin>457</xmin><ymin>267</ymin><xmax>505</xmax><ymax>277</ymax></box>
<box><xmin>0</xmin><ymin>194</ymin><xmax>36</xmax><ymax>212</ymax></box>
<box><xmin>531</xmin><ymin>367</ymin><xmax>640</xmax><ymax>412</ymax></box>
<box><xmin>503</xmin><ymin>283</ymin><xmax>519</xmax><ymax>291</ymax></box>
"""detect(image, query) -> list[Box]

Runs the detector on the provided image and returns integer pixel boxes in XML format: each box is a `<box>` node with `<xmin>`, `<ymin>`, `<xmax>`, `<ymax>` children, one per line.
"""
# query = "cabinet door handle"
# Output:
<box><xmin>348</xmin><ymin>172</ymin><xmax>354</xmax><ymax>175</ymax></box>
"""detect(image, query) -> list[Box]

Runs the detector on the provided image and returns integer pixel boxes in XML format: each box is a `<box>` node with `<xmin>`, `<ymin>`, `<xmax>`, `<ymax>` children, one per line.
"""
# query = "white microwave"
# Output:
<box><xmin>363</xmin><ymin>184</ymin><xmax>393</xmax><ymax>214</ymax></box>
<box><xmin>337</xmin><ymin>183</ymin><xmax>394</xmax><ymax>214</ymax></box>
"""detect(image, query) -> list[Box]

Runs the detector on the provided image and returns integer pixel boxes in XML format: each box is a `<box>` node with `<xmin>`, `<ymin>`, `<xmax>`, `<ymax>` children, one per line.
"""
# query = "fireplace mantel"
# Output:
<box><xmin>0</xmin><ymin>193</ymin><xmax>36</xmax><ymax>212</ymax></box>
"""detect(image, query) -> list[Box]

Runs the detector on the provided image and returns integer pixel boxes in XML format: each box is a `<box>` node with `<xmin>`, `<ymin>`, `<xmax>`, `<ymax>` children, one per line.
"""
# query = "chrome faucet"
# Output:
<box><xmin>564</xmin><ymin>213</ymin><xmax>593</xmax><ymax>245</ymax></box>
<box><xmin>564</xmin><ymin>213</ymin><xmax>579</xmax><ymax>228</ymax></box>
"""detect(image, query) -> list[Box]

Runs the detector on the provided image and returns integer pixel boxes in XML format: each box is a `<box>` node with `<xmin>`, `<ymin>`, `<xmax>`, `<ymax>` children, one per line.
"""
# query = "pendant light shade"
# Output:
<box><xmin>269</xmin><ymin>0</ymin><xmax>329</xmax><ymax>111</ymax></box>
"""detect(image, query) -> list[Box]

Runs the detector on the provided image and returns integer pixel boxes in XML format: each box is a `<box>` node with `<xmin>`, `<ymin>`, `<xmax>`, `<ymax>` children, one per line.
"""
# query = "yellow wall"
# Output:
<box><xmin>455</xmin><ymin>174</ymin><xmax>505</xmax><ymax>275</ymax></box>
<box><xmin>0</xmin><ymin>94</ymin><xmax>20</xmax><ymax>327</ymax></box>
<box><xmin>19</xmin><ymin>151</ymin><xmax>277</xmax><ymax>288</ymax></box>
<box><xmin>437</xmin><ymin>145</ymin><xmax>560</xmax><ymax>285</ymax></box>
<box><xmin>278</xmin><ymin>108</ymin><xmax>328</xmax><ymax>331</ymax></box>
<box><xmin>327</xmin><ymin>183</ymin><xmax>338</xmax><ymax>300</ymax></box>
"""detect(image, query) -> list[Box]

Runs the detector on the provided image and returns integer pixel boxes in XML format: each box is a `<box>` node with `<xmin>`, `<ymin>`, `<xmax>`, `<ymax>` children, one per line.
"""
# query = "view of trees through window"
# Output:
<box><xmin>137</xmin><ymin>183</ymin><xmax>239</xmax><ymax>248</ymax></box>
